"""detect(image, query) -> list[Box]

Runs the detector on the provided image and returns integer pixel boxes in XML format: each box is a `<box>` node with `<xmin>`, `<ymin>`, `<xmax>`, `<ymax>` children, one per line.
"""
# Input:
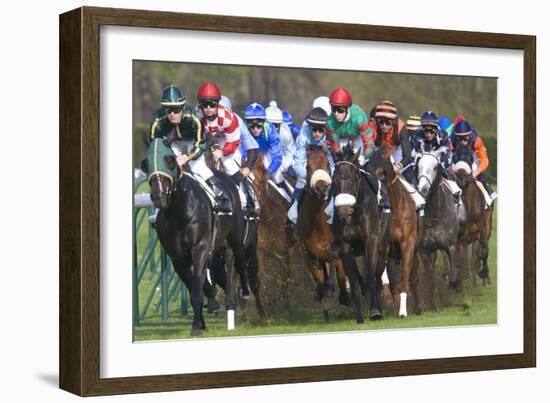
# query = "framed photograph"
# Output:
<box><xmin>59</xmin><ymin>6</ymin><xmax>536</xmax><ymax>396</ymax></box>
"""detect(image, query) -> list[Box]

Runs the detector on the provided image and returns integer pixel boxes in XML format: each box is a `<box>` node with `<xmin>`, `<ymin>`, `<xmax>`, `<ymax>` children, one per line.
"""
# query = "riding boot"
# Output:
<box><xmin>206</xmin><ymin>177</ymin><xmax>232</xmax><ymax>214</ymax></box>
<box><xmin>242</xmin><ymin>180</ymin><xmax>258</xmax><ymax>219</ymax></box>
<box><xmin>277</xmin><ymin>179</ymin><xmax>294</xmax><ymax>202</ymax></box>
<box><xmin>284</xmin><ymin>184</ymin><xmax>300</xmax><ymax>245</ymax></box>
<box><xmin>482</xmin><ymin>180</ymin><xmax>498</xmax><ymax>200</ymax></box>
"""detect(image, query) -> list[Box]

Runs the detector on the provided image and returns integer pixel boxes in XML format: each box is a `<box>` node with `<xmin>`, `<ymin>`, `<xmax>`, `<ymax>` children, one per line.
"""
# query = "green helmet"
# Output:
<box><xmin>160</xmin><ymin>85</ymin><xmax>186</xmax><ymax>107</ymax></box>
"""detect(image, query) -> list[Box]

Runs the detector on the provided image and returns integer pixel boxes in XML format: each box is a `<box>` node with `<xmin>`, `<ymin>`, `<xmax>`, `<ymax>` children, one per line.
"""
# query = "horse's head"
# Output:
<box><xmin>452</xmin><ymin>142</ymin><xmax>474</xmax><ymax>189</ymax></box>
<box><xmin>306</xmin><ymin>144</ymin><xmax>331</xmax><ymax>200</ymax></box>
<box><xmin>142</xmin><ymin>138</ymin><xmax>179</xmax><ymax>209</ymax></box>
<box><xmin>332</xmin><ymin>143</ymin><xmax>361</xmax><ymax>223</ymax></box>
<box><xmin>368</xmin><ymin>144</ymin><xmax>393</xmax><ymax>184</ymax></box>
<box><xmin>416</xmin><ymin>150</ymin><xmax>444</xmax><ymax>197</ymax></box>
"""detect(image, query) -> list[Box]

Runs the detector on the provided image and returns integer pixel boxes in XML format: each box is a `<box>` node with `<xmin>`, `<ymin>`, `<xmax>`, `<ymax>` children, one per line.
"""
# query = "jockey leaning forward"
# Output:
<box><xmin>325</xmin><ymin>87</ymin><xmax>391</xmax><ymax>218</ymax></box>
<box><xmin>149</xmin><ymin>84</ymin><xmax>231</xmax><ymax>214</ymax></box>
<box><xmin>450</xmin><ymin>118</ymin><xmax>497</xmax><ymax>206</ymax></box>
<box><xmin>287</xmin><ymin>106</ymin><xmax>333</xmax><ymax>224</ymax></box>
<box><xmin>265</xmin><ymin>100</ymin><xmax>296</xmax><ymax>179</ymax></box>
<box><xmin>243</xmin><ymin>102</ymin><xmax>293</xmax><ymax>201</ymax></box>
<box><xmin>371</xmin><ymin>100</ymin><xmax>415</xmax><ymax>184</ymax></box>
<box><xmin>412</xmin><ymin>110</ymin><xmax>462</xmax><ymax>203</ymax></box>
<box><xmin>218</xmin><ymin>95</ymin><xmax>260</xmax><ymax>217</ymax></box>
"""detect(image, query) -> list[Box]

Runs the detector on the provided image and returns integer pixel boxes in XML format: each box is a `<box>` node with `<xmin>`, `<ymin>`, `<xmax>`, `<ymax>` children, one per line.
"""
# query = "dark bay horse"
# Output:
<box><xmin>331</xmin><ymin>145</ymin><xmax>385</xmax><ymax>323</ymax></box>
<box><xmin>297</xmin><ymin>145</ymin><xmax>349</xmax><ymax>321</ymax></box>
<box><xmin>369</xmin><ymin>145</ymin><xmax>419</xmax><ymax>318</ymax></box>
<box><xmin>415</xmin><ymin>151</ymin><xmax>462</xmax><ymax>309</ymax></box>
<box><xmin>453</xmin><ymin>143</ymin><xmax>494</xmax><ymax>287</ymax></box>
<box><xmin>142</xmin><ymin>138</ymin><xmax>248</xmax><ymax>336</ymax></box>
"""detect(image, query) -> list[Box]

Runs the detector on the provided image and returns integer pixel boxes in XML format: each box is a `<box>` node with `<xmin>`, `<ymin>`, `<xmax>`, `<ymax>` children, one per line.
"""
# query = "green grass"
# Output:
<box><xmin>133</xmin><ymin>181</ymin><xmax>497</xmax><ymax>341</ymax></box>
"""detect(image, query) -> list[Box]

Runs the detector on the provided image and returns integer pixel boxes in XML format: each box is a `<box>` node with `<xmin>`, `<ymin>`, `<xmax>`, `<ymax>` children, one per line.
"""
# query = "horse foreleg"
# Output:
<box><xmin>246</xmin><ymin>243</ymin><xmax>265</xmax><ymax>318</ymax></box>
<box><xmin>479</xmin><ymin>239</ymin><xmax>490</xmax><ymax>286</ymax></box>
<box><xmin>472</xmin><ymin>239</ymin><xmax>481</xmax><ymax>287</ymax></box>
<box><xmin>306</xmin><ymin>258</ymin><xmax>329</xmax><ymax>321</ymax></box>
<box><xmin>342</xmin><ymin>252</ymin><xmax>364</xmax><ymax>324</ymax></box>
<box><xmin>190</xmin><ymin>243</ymin><xmax>209</xmax><ymax>336</ymax></box>
<box><xmin>364</xmin><ymin>237</ymin><xmax>382</xmax><ymax>320</ymax></box>
<box><xmin>396</xmin><ymin>240</ymin><xmax>415</xmax><ymax>318</ymax></box>
<box><xmin>223</xmin><ymin>246</ymin><xmax>238</xmax><ymax>331</ymax></box>
<box><xmin>335</xmin><ymin>258</ymin><xmax>350</xmax><ymax>306</ymax></box>
<box><xmin>448</xmin><ymin>242</ymin><xmax>461</xmax><ymax>290</ymax></box>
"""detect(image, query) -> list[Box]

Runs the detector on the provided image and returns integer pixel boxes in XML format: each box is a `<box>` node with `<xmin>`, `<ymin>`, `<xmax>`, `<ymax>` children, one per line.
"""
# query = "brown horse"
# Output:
<box><xmin>453</xmin><ymin>143</ymin><xmax>494</xmax><ymax>287</ymax></box>
<box><xmin>297</xmin><ymin>145</ymin><xmax>349</xmax><ymax>321</ymax></box>
<box><xmin>369</xmin><ymin>145</ymin><xmax>420</xmax><ymax>317</ymax></box>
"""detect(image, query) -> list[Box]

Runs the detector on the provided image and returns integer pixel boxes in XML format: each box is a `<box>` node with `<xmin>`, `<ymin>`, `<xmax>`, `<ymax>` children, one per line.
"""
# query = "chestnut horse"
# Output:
<box><xmin>297</xmin><ymin>145</ymin><xmax>349</xmax><ymax>321</ymax></box>
<box><xmin>453</xmin><ymin>143</ymin><xmax>494</xmax><ymax>287</ymax></box>
<box><xmin>369</xmin><ymin>145</ymin><xmax>420</xmax><ymax>318</ymax></box>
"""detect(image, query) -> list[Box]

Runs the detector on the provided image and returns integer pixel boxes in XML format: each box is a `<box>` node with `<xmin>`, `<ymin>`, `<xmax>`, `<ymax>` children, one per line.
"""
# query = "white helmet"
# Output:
<box><xmin>265</xmin><ymin>100</ymin><xmax>283</xmax><ymax>124</ymax></box>
<box><xmin>312</xmin><ymin>96</ymin><xmax>331</xmax><ymax>116</ymax></box>
<box><xmin>219</xmin><ymin>95</ymin><xmax>233</xmax><ymax>110</ymax></box>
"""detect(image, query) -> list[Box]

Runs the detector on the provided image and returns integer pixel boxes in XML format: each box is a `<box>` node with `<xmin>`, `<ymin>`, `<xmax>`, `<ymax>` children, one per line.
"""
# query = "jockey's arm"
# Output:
<box><xmin>221</xmin><ymin>112</ymin><xmax>241</xmax><ymax>156</ymax></box>
<box><xmin>360</xmin><ymin>122</ymin><xmax>375</xmax><ymax>158</ymax></box>
<box><xmin>267</xmin><ymin>128</ymin><xmax>283</xmax><ymax>174</ymax></box>
<box><xmin>182</xmin><ymin>113</ymin><xmax>205</xmax><ymax>161</ymax></box>
<box><xmin>473</xmin><ymin>136</ymin><xmax>489</xmax><ymax>175</ymax></box>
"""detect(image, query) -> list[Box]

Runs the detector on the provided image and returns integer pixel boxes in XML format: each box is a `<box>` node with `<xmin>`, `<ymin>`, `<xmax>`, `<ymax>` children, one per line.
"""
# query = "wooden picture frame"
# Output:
<box><xmin>59</xmin><ymin>6</ymin><xmax>536</xmax><ymax>396</ymax></box>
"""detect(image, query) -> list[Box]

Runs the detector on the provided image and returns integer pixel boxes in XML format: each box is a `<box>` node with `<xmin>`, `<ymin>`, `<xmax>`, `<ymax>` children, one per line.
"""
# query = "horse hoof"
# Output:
<box><xmin>356</xmin><ymin>317</ymin><xmax>365</xmax><ymax>324</ymax></box>
<box><xmin>339</xmin><ymin>293</ymin><xmax>351</xmax><ymax>306</ymax></box>
<box><xmin>191</xmin><ymin>328</ymin><xmax>203</xmax><ymax>337</ymax></box>
<box><xmin>239</xmin><ymin>289</ymin><xmax>251</xmax><ymax>300</ymax></box>
<box><xmin>207</xmin><ymin>298</ymin><xmax>221</xmax><ymax>314</ymax></box>
<box><xmin>369</xmin><ymin>309</ymin><xmax>383</xmax><ymax>320</ymax></box>
<box><xmin>482</xmin><ymin>277</ymin><xmax>491</xmax><ymax>287</ymax></box>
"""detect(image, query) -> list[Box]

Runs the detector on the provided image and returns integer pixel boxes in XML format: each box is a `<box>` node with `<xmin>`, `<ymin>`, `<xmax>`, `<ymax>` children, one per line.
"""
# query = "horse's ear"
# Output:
<box><xmin>141</xmin><ymin>158</ymin><xmax>149</xmax><ymax>174</ymax></box>
<box><xmin>352</xmin><ymin>148</ymin><xmax>361</xmax><ymax>163</ymax></box>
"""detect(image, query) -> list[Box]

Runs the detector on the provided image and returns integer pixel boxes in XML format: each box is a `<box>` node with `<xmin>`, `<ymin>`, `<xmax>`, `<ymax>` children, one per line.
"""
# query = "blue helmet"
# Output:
<box><xmin>454</xmin><ymin>120</ymin><xmax>472</xmax><ymax>137</ymax></box>
<box><xmin>421</xmin><ymin>111</ymin><xmax>439</xmax><ymax>128</ymax></box>
<box><xmin>438</xmin><ymin>116</ymin><xmax>452</xmax><ymax>131</ymax></box>
<box><xmin>244</xmin><ymin>103</ymin><xmax>266</xmax><ymax>120</ymax></box>
<box><xmin>282</xmin><ymin>110</ymin><xmax>293</xmax><ymax>124</ymax></box>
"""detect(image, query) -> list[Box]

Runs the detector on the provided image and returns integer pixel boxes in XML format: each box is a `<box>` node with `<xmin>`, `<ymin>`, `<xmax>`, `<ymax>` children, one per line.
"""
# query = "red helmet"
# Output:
<box><xmin>197</xmin><ymin>82</ymin><xmax>221</xmax><ymax>101</ymax></box>
<box><xmin>329</xmin><ymin>87</ymin><xmax>352</xmax><ymax>107</ymax></box>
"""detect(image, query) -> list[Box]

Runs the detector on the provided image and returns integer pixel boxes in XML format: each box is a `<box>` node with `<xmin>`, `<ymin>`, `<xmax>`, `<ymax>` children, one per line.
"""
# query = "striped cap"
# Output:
<box><xmin>406</xmin><ymin>115</ymin><xmax>421</xmax><ymax>132</ymax></box>
<box><xmin>375</xmin><ymin>100</ymin><xmax>397</xmax><ymax>120</ymax></box>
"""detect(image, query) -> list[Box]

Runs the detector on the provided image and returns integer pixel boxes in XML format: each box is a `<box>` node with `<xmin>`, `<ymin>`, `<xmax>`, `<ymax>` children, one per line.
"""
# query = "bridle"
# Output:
<box><xmin>417</xmin><ymin>152</ymin><xmax>442</xmax><ymax>192</ymax></box>
<box><xmin>334</xmin><ymin>159</ymin><xmax>361</xmax><ymax>203</ymax></box>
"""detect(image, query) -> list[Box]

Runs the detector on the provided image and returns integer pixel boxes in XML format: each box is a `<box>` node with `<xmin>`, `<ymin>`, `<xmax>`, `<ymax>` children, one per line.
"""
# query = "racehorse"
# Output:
<box><xmin>330</xmin><ymin>145</ymin><xmax>386</xmax><ymax>323</ymax></box>
<box><xmin>297</xmin><ymin>144</ymin><xmax>349</xmax><ymax>321</ymax></box>
<box><xmin>142</xmin><ymin>138</ymin><xmax>249</xmax><ymax>336</ymax></box>
<box><xmin>452</xmin><ymin>143</ymin><xmax>494</xmax><ymax>287</ymax></box>
<box><xmin>369</xmin><ymin>144</ymin><xmax>419</xmax><ymax>318</ymax></box>
<box><xmin>415</xmin><ymin>151</ymin><xmax>462</xmax><ymax>309</ymax></box>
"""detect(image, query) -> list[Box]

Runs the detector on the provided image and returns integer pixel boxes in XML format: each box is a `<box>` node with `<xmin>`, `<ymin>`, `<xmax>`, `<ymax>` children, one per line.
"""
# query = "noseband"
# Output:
<box><xmin>335</xmin><ymin>160</ymin><xmax>361</xmax><ymax>203</ymax></box>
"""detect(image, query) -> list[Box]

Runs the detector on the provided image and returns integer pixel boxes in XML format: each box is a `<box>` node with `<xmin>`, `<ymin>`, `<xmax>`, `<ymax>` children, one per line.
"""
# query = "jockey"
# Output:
<box><xmin>218</xmin><ymin>95</ymin><xmax>259</xmax><ymax>216</ymax></box>
<box><xmin>265</xmin><ymin>100</ymin><xmax>296</xmax><ymax>178</ymax></box>
<box><xmin>325</xmin><ymin>87</ymin><xmax>390</xmax><ymax>216</ymax></box>
<box><xmin>287</xmin><ymin>107</ymin><xmax>332</xmax><ymax>224</ymax></box>
<box><xmin>413</xmin><ymin>111</ymin><xmax>462</xmax><ymax>201</ymax></box>
<box><xmin>149</xmin><ymin>84</ymin><xmax>231</xmax><ymax>213</ymax></box>
<box><xmin>325</xmin><ymin>87</ymin><xmax>375</xmax><ymax>163</ymax></box>
<box><xmin>243</xmin><ymin>103</ymin><xmax>293</xmax><ymax>200</ymax></box>
<box><xmin>371</xmin><ymin>100</ymin><xmax>415</xmax><ymax>184</ymax></box>
<box><xmin>406</xmin><ymin>115</ymin><xmax>422</xmax><ymax>144</ymax></box>
<box><xmin>450</xmin><ymin>119</ymin><xmax>497</xmax><ymax>204</ymax></box>
<box><xmin>282</xmin><ymin>110</ymin><xmax>301</xmax><ymax>140</ymax></box>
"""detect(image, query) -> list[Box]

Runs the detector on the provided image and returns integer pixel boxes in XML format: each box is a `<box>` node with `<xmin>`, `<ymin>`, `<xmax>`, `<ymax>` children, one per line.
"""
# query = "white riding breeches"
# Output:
<box><xmin>221</xmin><ymin>152</ymin><xmax>240</xmax><ymax>176</ymax></box>
<box><xmin>262</xmin><ymin>152</ymin><xmax>284</xmax><ymax>184</ymax></box>
<box><xmin>188</xmin><ymin>155</ymin><xmax>214</xmax><ymax>181</ymax></box>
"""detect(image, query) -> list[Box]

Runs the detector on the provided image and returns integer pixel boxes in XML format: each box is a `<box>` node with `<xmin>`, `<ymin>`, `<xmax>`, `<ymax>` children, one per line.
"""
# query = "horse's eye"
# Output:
<box><xmin>164</xmin><ymin>155</ymin><xmax>176</xmax><ymax>170</ymax></box>
<box><xmin>141</xmin><ymin>159</ymin><xmax>149</xmax><ymax>174</ymax></box>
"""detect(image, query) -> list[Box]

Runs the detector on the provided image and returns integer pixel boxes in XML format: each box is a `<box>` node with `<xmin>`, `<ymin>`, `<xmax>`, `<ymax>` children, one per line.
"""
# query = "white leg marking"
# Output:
<box><xmin>399</xmin><ymin>292</ymin><xmax>408</xmax><ymax>317</ymax></box>
<box><xmin>227</xmin><ymin>309</ymin><xmax>235</xmax><ymax>331</ymax></box>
